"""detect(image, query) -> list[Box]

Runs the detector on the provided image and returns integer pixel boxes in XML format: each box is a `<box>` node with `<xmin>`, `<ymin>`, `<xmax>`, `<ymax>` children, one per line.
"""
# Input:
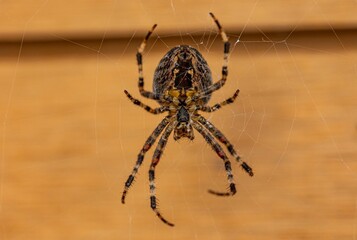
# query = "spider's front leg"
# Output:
<box><xmin>149</xmin><ymin>122</ymin><xmax>175</xmax><ymax>226</ymax></box>
<box><xmin>121</xmin><ymin>117</ymin><xmax>170</xmax><ymax>203</ymax></box>
<box><xmin>197</xmin><ymin>115</ymin><xmax>254</xmax><ymax>176</ymax></box>
<box><xmin>192</xmin><ymin>122</ymin><xmax>236</xmax><ymax>196</ymax></box>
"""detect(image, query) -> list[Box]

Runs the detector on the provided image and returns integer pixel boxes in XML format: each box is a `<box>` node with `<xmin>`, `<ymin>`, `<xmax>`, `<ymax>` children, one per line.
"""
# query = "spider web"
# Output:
<box><xmin>0</xmin><ymin>0</ymin><xmax>356</xmax><ymax>239</ymax></box>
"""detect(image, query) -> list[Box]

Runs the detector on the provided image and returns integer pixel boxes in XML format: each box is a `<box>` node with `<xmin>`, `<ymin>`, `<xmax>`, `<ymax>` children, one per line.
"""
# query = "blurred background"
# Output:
<box><xmin>0</xmin><ymin>0</ymin><xmax>357</xmax><ymax>239</ymax></box>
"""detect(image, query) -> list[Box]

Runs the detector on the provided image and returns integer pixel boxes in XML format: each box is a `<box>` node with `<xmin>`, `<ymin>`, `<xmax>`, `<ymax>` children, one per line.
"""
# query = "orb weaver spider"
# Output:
<box><xmin>121</xmin><ymin>13</ymin><xmax>254</xmax><ymax>227</ymax></box>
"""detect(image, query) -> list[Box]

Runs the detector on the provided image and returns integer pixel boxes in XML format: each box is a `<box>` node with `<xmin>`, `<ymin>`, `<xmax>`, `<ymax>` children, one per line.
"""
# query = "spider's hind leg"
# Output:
<box><xmin>201</xmin><ymin>12</ymin><xmax>230</xmax><ymax>96</ymax></box>
<box><xmin>137</xmin><ymin>24</ymin><xmax>158</xmax><ymax>100</ymax></box>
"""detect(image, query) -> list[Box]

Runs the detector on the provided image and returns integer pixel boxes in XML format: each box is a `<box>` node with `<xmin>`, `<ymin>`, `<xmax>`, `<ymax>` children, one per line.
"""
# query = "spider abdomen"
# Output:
<box><xmin>153</xmin><ymin>45</ymin><xmax>212</xmax><ymax>103</ymax></box>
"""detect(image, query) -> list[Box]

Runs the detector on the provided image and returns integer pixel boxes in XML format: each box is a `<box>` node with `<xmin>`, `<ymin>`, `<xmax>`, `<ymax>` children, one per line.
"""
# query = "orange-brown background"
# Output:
<box><xmin>0</xmin><ymin>1</ymin><xmax>357</xmax><ymax>239</ymax></box>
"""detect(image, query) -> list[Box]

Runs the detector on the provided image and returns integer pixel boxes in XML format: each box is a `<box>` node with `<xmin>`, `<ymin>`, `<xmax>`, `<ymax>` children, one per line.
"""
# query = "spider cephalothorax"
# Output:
<box><xmin>174</xmin><ymin>106</ymin><xmax>194</xmax><ymax>140</ymax></box>
<box><xmin>121</xmin><ymin>13</ymin><xmax>254</xmax><ymax>227</ymax></box>
<box><xmin>168</xmin><ymin>88</ymin><xmax>197</xmax><ymax>141</ymax></box>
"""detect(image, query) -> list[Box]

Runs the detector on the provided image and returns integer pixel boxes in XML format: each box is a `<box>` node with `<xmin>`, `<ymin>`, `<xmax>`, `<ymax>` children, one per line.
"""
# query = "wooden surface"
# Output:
<box><xmin>1</xmin><ymin>1</ymin><xmax>357</xmax><ymax>240</ymax></box>
<box><xmin>1</xmin><ymin>0</ymin><xmax>357</xmax><ymax>40</ymax></box>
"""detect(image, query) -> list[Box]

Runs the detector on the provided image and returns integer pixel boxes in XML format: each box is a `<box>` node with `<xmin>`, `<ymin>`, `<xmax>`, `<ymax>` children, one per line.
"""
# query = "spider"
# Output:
<box><xmin>121</xmin><ymin>12</ymin><xmax>254</xmax><ymax>227</ymax></box>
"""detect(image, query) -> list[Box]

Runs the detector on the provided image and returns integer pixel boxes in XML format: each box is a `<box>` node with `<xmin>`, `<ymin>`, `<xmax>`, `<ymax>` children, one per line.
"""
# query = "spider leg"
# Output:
<box><xmin>198</xmin><ymin>89</ymin><xmax>239</xmax><ymax>112</ymax></box>
<box><xmin>124</xmin><ymin>90</ymin><xmax>167</xmax><ymax>114</ymax></box>
<box><xmin>197</xmin><ymin>115</ymin><xmax>254</xmax><ymax>176</ymax></box>
<box><xmin>137</xmin><ymin>24</ymin><xmax>159</xmax><ymax>100</ymax></box>
<box><xmin>201</xmin><ymin>12</ymin><xmax>230</xmax><ymax>97</ymax></box>
<box><xmin>192</xmin><ymin>121</ymin><xmax>236</xmax><ymax>196</ymax></box>
<box><xmin>121</xmin><ymin>117</ymin><xmax>170</xmax><ymax>204</ymax></box>
<box><xmin>149</xmin><ymin>122</ymin><xmax>175</xmax><ymax>226</ymax></box>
